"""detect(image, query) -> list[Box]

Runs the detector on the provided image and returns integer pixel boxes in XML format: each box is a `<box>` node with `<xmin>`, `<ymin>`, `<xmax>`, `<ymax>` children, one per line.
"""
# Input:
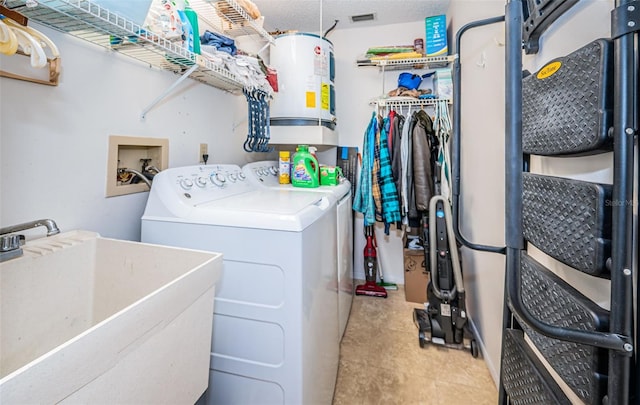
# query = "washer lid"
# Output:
<box><xmin>146</xmin><ymin>189</ymin><xmax>335</xmax><ymax>232</ymax></box>
<box><xmin>270</xmin><ymin>182</ymin><xmax>351</xmax><ymax>201</ymax></box>
<box><xmin>197</xmin><ymin>189</ymin><xmax>324</xmax><ymax>214</ymax></box>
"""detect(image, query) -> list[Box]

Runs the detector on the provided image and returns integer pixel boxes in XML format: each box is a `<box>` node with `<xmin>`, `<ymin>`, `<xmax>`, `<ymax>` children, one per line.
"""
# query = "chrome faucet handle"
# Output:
<box><xmin>0</xmin><ymin>234</ymin><xmax>24</xmax><ymax>263</ymax></box>
<box><xmin>1</xmin><ymin>234</ymin><xmax>23</xmax><ymax>252</ymax></box>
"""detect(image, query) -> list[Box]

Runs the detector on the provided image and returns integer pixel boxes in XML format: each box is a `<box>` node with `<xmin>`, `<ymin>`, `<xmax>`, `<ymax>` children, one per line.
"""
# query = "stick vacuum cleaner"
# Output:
<box><xmin>355</xmin><ymin>226</ymin><xmax>387</xmax><ymax>298</ymax></box>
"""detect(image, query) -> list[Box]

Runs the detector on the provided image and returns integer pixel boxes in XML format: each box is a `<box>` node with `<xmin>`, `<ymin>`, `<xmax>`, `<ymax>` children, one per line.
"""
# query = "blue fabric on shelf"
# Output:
<box><xmin>200</xmin><ymin>30</ymin><xmax>237</xmax><ymax>55</ymax></box>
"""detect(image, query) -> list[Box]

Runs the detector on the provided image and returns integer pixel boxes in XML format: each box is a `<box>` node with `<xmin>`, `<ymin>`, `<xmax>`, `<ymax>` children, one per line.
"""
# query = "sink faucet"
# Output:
<box><xmin>0</xmin><ymin>219</ymin><xmax>60</xmax><ymax>263</ymax></box>
<box><xmin>0</xmin><ymin>218</ymin><xmax>61</xmax><ymax>237</ymax></box>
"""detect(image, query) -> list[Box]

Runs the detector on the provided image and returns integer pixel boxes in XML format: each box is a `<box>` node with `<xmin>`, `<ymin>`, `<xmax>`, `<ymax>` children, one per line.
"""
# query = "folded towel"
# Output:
<box><xmin>200</xmin><ymin>30</ymin><xmax>237</xmax><ymax>55</ymax></box>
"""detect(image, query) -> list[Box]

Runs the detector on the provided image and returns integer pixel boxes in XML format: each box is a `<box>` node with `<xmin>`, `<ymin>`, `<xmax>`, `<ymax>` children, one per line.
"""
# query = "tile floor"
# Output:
<box><xmin>332</xmin><ymin>284</ymin><xmax>498</xmax><ymax>405</ymax></box>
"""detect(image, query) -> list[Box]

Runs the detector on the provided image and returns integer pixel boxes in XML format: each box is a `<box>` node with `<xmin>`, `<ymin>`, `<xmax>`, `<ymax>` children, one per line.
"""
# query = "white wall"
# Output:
<box><xmin>0</xmin><ymin>25</ymin><xmax>274</xmax><ymax>241</ymax></box>
<box><xmin>447</xmin><ymin>0</ymin><xmax>507</xmax><ymax>385</ymax></box>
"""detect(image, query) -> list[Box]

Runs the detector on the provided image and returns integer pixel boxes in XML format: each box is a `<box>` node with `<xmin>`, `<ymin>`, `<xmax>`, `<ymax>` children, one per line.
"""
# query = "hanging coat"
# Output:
<box><xmin>387</xmin><ymin>110</ymin><xmax>396</xmax><ymax>153</ymax></box>
<box><xmin>353</xmin><ymin>113</ymin><xmax>377</xmax><ymax>226</ymax></box>
<box><xmin>378</xmin><ymin>116</ymin><xmax>402</xmax><ymax>234</ymax></box>
<box><xmin>435</xmin><ymin>100</ymin><xmax>452</xmax><ymax>202</ymax></box>
<box><xmin>399</xmin><ymin>112</ymin><xmax>411</xmax><ymax>223</ymax></box>
<box><xmin>372</xmin><ymin>116</ymin><xmax>383</xmax><ymax>222</ymax></box>
<box><xmin>403</xmin><ymin>112</ymin><xmax>417</xmax><ymax>223</ymax></box>
<box><xmin>391</xmin><ymin>112</ymin><xmax>405</xmax><ymax>206</ymax></box>
<box><xmin>410</xmin><ymin>110</ymin><xmax>437</xmax><ymax>218</ymax></box>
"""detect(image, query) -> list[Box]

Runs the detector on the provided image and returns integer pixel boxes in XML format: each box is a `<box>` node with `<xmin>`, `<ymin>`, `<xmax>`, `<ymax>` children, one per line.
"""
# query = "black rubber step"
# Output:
<box><xmin>522</xmin><ymin>39</ymin><xmax>613</xmax><ymax>156</ymax></box>
<box><xmin>502</xmin><ymin>329</ymin><xmax>571</xmax><ymax>405</ymax></box>
<box><xmin>522</xmin><ymin>172</ymin><xmax>612</xmax><ymax>277</ymax></box>
<box><xmin>515</xmin><ymin>252</ymin><xmax>609</xmax><ymax>405</ymax></box>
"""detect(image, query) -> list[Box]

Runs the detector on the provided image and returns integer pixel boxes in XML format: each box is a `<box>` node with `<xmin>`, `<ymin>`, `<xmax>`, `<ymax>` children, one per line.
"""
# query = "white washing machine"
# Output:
<box><xmin>141</xmin><ymin>164</ymin><xmax>339</xmax><ymax>405</ymax></box>
<box><xmin>243</xmin><ymin>161</ymin><xmax>353</xmax><ymax>340</ymax></box>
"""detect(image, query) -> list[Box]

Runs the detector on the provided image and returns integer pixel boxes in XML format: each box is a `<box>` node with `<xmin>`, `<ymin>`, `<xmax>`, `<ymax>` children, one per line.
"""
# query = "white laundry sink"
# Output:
<box><xmin>0</xmin><ymin>230</ymin><xmax>222</xmax><ymax>404</ymax></box>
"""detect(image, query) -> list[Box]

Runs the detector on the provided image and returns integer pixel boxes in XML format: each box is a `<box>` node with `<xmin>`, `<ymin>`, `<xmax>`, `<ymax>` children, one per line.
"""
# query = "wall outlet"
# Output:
<box><xmin>199</xmin><ymin>143</ymin><xmax>208</xmax><ymax>163</ymax></box>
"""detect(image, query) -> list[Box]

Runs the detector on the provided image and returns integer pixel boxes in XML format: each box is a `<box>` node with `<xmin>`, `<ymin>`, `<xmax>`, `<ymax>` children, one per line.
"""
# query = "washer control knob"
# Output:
<box><xmin>180</xmin><ymin>178</ymin><xmax>194</xmax><ymax>190</ymax></box>
<box><xmin>210</xmin><ymin>172</ymin><xmax>226</xmax><ymax>187</ymax></box>
<box><xmin>228</xmin><ymin>172</ymin><xmax>238</xmax><ymax>182</ymax></box>
<box><xmin>196</xmin><ymin>176</ymin><xmax>208</xmax><ymax>187</ymax></box>
<box><xmin>269</xmin><ymin>166</ymin><xmax>278</xmax><ymax>176</ymax></box>
<box><xmin>237</xmin><ymin>172</ymin><xmax>246</xmax><ymax>181</ymax></box>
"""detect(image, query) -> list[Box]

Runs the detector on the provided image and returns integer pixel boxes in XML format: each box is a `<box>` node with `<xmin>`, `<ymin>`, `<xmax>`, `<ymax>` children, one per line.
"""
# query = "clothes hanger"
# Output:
<box><xmin>1</xmin><ymin>16</ymin><xmax>47</xmax><ymax>67</ymax></box>
<box><xmin>5</xmin><ymin>18</ymin><xmax>59</xmax><ymax>59</ymax></box>
<box><xmin>0</xmin><ymin>9</ymin><xmax>61</xmax><ymax>85</ymax></box>
<box><xmin>8</xmin><ymin>22</ymin><xmax>46</xmax><ymax>68</ymax></box>
<box><xmin>0</xmin><ymin>17</ymin><xmax>18</xmax><ymax>55</ymax></box>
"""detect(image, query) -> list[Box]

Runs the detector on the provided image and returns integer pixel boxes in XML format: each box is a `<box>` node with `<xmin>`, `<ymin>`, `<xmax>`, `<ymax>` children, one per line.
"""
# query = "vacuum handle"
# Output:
<box><xmin>429</xmin><ymin>195</ymin><xmax>464</xmax><ymax>301</ymax></box>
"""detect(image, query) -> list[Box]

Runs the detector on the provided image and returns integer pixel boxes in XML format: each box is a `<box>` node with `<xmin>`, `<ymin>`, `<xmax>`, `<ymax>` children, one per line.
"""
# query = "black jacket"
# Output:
<box><xmin>410</xmin><ymin>110</ymin><xmax>437</xmax><ymax>218</ymax></box>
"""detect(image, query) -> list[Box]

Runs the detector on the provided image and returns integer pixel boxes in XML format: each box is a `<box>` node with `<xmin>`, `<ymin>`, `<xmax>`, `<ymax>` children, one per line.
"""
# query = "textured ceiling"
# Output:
<box><xmin>251</xmin><ymin>0</ymin><xmax>450</xmax><ymax>34</ymax></box>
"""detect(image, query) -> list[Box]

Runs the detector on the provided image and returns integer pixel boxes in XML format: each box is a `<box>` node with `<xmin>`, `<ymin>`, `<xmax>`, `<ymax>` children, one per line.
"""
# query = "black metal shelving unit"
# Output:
<box><xmin>452</xmin><ymin>1</ymin><xmax>638</xmax><ymax>404</ymax></box>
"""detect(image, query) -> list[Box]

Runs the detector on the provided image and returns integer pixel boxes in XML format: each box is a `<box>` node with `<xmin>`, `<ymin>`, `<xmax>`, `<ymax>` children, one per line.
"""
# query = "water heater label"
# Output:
<box><xmin>306</xmin><ymin>92</ymin><xmax>316</xmax><ymax>108</ymax></box>
<box><xmin>314</xmin><ymin>49</ymin><xmax>328</xmax><ymax>76</ymax></box>
<box><xmin>321</xmin><ymin>83</ymin><xmax>329</xmax><ymax>110</ymax></box>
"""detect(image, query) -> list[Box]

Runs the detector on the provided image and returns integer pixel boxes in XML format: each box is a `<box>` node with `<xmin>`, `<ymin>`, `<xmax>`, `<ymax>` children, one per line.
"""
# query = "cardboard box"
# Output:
<box><xmin>403</xmin><ymin>244</ymin><xmax>430</xmax><ymax>304</ymax></box>
<box><xmin>425</xmin><ymin>15</ymin><xmax>448</xmax><ymax>56</ymax></box>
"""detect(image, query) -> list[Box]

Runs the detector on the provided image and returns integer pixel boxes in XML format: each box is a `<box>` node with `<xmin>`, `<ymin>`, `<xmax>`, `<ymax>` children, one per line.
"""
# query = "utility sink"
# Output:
<box><xmin>0</xmin><ymin>230</ymin><xmax>222</xmax><ymax>404</ymax></box>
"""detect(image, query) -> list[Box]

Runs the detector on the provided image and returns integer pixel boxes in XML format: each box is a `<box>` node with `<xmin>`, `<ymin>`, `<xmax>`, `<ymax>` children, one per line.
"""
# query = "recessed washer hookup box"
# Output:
<box><xmin>425</xmin><ymin>15</ymin><xmax>448</xmax><ymax>57</ymax></box>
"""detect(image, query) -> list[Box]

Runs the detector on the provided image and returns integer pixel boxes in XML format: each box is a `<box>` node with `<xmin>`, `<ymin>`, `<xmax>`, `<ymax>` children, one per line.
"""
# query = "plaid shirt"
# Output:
<box><xmin>353</xmin><ymin>113</ymin><xmax>378</xmax><ymax>226</ymax></box>
<box><xmin>372</xmin><ymin>116</ymin><xmax>383</xmax><ymax>222</ymax></box>
<box><xmin>378</xmin><ymin>116</ymin><xmax>402</xmax><ymax>234</ymax></box>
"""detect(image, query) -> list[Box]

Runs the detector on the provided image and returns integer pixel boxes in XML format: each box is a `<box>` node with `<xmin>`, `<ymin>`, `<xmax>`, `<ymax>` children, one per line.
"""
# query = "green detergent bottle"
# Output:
<box><xmin>291</xmin><ymin>145</ymin><xmax>319</xmax><ymax>188</ymax></box>
<box><xmin>184</xmin><ymin>0</ymin><xmax>201</xmax><ymax>54</ymax></box>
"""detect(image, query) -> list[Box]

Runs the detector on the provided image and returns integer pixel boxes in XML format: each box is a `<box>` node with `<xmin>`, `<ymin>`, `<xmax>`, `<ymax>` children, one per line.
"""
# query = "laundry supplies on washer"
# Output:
<box><xmin>278</xmin><ymin>150</ymin><xmax>291</xmax><ymax>184</ymax></box>
<box><xmin>291</xmin><ymin>145</ymin><xmax>319</xmax><ymax>188</ymax></box>
<box><xmin>320</xmin><ymin>166</ymin><xmax>342</xmax><ymax>186</ymax></box>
